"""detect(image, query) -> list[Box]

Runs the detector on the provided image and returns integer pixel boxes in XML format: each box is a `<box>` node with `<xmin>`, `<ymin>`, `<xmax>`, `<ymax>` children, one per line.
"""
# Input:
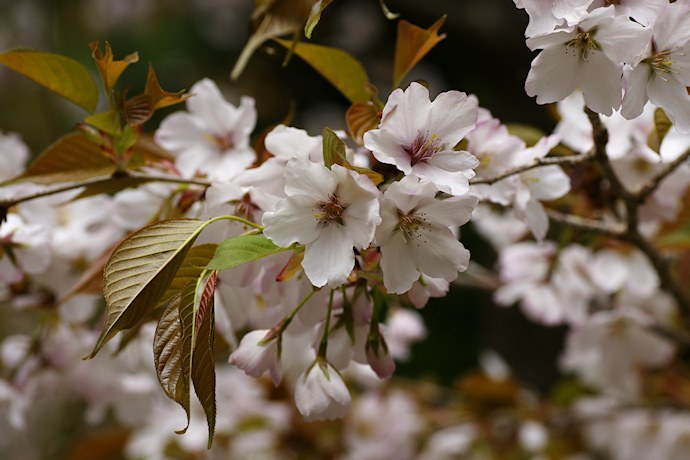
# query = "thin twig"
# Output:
<box><xmin>469</xmin><ymin>151</ymin><xmax>593</xmax><ymax>186</ymax></box>
<box><xmin>545</xmin><ymin>209</ymin><xmax>625</xmax><ymax>238</ymax></box>
<box><xmin>635</xmin><ymin>147</ymin><xmax>690</xmax><ymax>203</ymax></box>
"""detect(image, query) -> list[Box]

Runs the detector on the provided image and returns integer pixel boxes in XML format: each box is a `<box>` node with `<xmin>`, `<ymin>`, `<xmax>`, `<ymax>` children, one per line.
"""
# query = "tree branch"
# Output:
<box><xmin>634</xmin><ymin>147</ymin><xmax>690</xmax><ymax>203</ymax></box>
<box><xmin>469</xmin><ymin>151</ymin><xmax>593</xmax><ymax>186</ymax></box>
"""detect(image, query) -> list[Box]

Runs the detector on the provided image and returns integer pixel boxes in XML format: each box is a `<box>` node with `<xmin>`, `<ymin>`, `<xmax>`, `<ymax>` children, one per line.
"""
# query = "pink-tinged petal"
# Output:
<box><xmin>381</xmin><ymin>175</ymin><xmax>437</xmax><ymax>214</ymax></box>
<box><xmin>596</xmin><ymin>15</ymin><xmax>651</xmax><ymax>65</ymax></box>
<box><xmin>522</xmin><ymin>165</ymin><xmax>570</xmax><ymax>201</ymax></box>
<box><xmin>295</xmin><ymin>363</ymin><xmax>351</xmax><ymax>422</ymax></box>
<box><xmin>363</xmin><ymin>129</ymin><xmax>413</xmax><ymax>174</ymax></box>
<box><xmin>578</xmin><ymin>50</ymin><xmax>623</xmax><ymax>116</ymax></box>
<box><xmin>380</xmin><ymin>83</ymin><xmax>433</xmax><ymax>143</ymax></box>
<box><xmin>175</xmin><ymin>145</ymin><xmax>217</xmax><ymax>177</ymax></box>
<box><xmin>375</xmin><ymin>199</ymin><xmax>402</xmax><ymax>244</ymax></box>
<box><xmin>302</xmin><ymin>224</ymin><xmax>355</xmax><ymax>288</ymax></box>
<box><xmin>415</xmin><ymin>193</ymin><xmax>479</xmax><ymax>228</ymax></box>
<box><xmin>621</xmin><ymin>64</ymin><xmax>651</xmax><ymax>120</ymax></box>
<box><xmin>525</xmin><ymin>45</ymin><xmax>580</xmax><ymax>105</ymax></box>
<box><xmin>653</xmin><ymin>1</ymin><xmax>690</xmax><ymax>49</ymax></box>
<box><xmin>526</xmin><ymin>29</ymin><xmax>576</xmax><ymax>51</ymax></box>
<box><xmin>265</xmin><ymin>125</ymin><xmax>322</xmax><ymax>160</ymax></box>
<box><xmin>342</xmin><ymin>197</ymin><xmax>380</xmax><ymax>250</ymax></box>
<box><xmin>411</xmin><ymin>223</ymin><xmax>470</xmax><ymax>280</ymax></box>
<box><xmin>283</xmin><ymin>154</ymin><xmax>336</xmax><ymax>199</ymax></box>
<box><xmin>426</xmin><ymin>90</ymin><xmax>478</xmax><ymax>147</ymax></box>
<box><xmin>647</xmin><ymin>76</ymin><xmax>690</xmax><ymax>134</ymax></box>
<box><xmin>524</xmin><ymin>199</ymin><xmax>549</xmax><ymax>241</ymax></box>
<box><xmin>262</xmin><ymin>195</ymin><xmax>322</xmax><ymax>247</ymax></box>
<box><xmin>154</xmin><ymin>112</ymin><xmax>207</xmax><ymax>153</ymax></box>
<box><xmin>366</xmin><ymin>338</ymin><xmax>396</xmax><ymax>379</ymax></box>
<box><xmin>380</xmin><ymin>232</ymin><xmax>423</xmax><ymax>294</ymax></box>
<box><xmin>411</xmin><ymin>160</ymin><xmax>471</xmax><ymax>196</ymax></box>
<box><xmin>187</xmin><ymin>79</ymin><xmax>243</xmax><ymax>136</ymax></box>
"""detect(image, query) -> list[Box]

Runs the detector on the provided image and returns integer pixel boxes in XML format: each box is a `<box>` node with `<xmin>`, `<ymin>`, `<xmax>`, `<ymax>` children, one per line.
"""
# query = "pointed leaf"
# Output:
<box><xmin>84</xmin><ymin>108</ymin><xmax>121</xmax><ymax>135</ymax></box>
<box><xmin>346</xmin><ymin>102</ymin><xmax>380</xmax><ymax>145</ymax></box>
<box><xmin>206</xmin><ymin>234</ymin><xmax>290</xmax><ymax>271</ymax></box>
<box><xmin>274</xmin><ymin>39</ymin><xmax>370</xmax><ymax>103</ymax></box>
<box><xmin>393</xmin><ymin>16</ymin><xmax>447</xmax><ymax>88</ymax></box>
<box><xmin>144</xmin><ymin>64</ymin><xmax>191</xmax><ymax>110</ymax></box>
<box><xmin>88</xmin><ymin>218</ymin><xmax>208</xmax><ymax>358</ymax></box>
<box><xmin>231</xmin><ymin>0</ymin><xmax>314</xmax><ymax>80</ymax></box>
<box><xmin>305</xmin><ymin>0</ymin><xmax>334</xmax><ymax>38</ymax></box>
<box><xmin>160</xmin><ymin>244</ymin><xmax>217</xmax><ymax>307</ymax></box>
<box><xmin>154</xmin><ymin>281</ymin><xmax>195</xmax><ymax>432</ymax></box>
<box><xmin>275</xmin><ymin>246</ymin><xmax>305</xmax><ymax>282</ymax></box>
<box><xmin>647</xmin><ymin>108</ymin><xmax>672</xmax><ymax>154</ymax></box>
<box><xmin>0</xmin><ymin>48</ymin><xmax>99</xmax><ymax>113</ymax></box>
<box><xmin>323</xmin><ymin>127</ymin><xmax>347</xmax><ymax>169</ymax></box>
<box><xmin>124</xmin><ymin>94</ymin><xmax>155</xmax><ymax>127</ymax></box>
<box><xmin>2</xmin><ymin>133</ymin><xmax>115</xmax><ymax>185</ymax></box>
<box><xmin>192</xmin><ymin>272</ymin><xmax>217</xmax><ymax>448</ymax></box>
<box><xmin>89</xmin><ymin>41</ymin><xmax>139</xmax><ymax>95</ymax></box>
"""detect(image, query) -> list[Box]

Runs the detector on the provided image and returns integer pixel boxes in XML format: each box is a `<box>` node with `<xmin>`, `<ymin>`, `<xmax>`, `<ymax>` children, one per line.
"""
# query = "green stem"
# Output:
<box><xmin>317</xmin><ymin>289</ymin><xmax>335</xmax><ymax>358</ymax></box>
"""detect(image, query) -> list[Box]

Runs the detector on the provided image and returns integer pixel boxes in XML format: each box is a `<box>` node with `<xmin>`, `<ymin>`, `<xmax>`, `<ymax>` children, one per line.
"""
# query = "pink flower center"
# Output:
<box><xmin>397</xmin><ymin>212</ymin><xmax>428</xmax><ymax>244</ymax></box>
<box><xmin>405</xmin><ymin>131</ymin><xmax>442</xmax><ymax>166</ymax></box>
<box><xmin>212</xmin><ymin>132</ymin><xmax>235</xmax><ymax>150</ymax></box>
<box><xmin>234</xmin><ymin>193</ymin><xmax>260</xmax><ymax>222</ymax></box>
<box><xmin>564</xmin><ymin>28</ymin><xmax>601</xmax><ymax>61</ymax></box>
<box><xmin>314</xmin><ymin>194</ymin><xmax>344</xmax><ymax>225</ymax></box>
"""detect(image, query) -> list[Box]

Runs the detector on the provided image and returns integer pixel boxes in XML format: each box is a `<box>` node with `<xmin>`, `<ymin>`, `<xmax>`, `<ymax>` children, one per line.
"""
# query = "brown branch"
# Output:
<box><xmin>545</xmin><ymin>209</ymin><xmax>625</xmax><ymax>239</ymax></box>
<box><xmin>635</xmin><ymin>147</ymin><xmax>690</xmax><ymax>203</ymax></box>
<box><xmin>469</xmin><ymin>151</ymin><xmax>593</xmax><ymax>186</ymax></box>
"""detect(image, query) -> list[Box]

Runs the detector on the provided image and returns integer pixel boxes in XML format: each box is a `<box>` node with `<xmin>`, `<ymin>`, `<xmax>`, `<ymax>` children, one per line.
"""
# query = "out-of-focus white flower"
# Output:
<box><xmin>364</xmin><ymin>82</ymin><xmax>479</xmax><ymax>195</ymax></box>
<box><xmin>294</xmin><ymin>359</ymin><xmax>351</xmax><ymax>422</ymax></box>
<box><xmin>385</xmin><ymin>309</ymin><xmax>427</xmax><ymax>361</ymax></box>
<box><xmin>519</xmin><ymin>420</ymin><xmax>549</xmax><ymax>452</ymax></box>
<box><xmin>418</xmin><ymin>423</ymin><xmax>478</xmax><ymax>460</ymax></box>
<box><xmin>155</xmin><ymin>78</ymin><xmax>257</xmax><ymax>180</ymax></box>
<box><xmin>262</xmin><ymin>154</ymin><xmax>381</xmax><ymax>288</ymax></box>
<box><xmin>0</xmin><ymin>213</ymin><xmax>51</xmax><ymax>284</ymax></box>
<box><xmin>561</xmin><ymin>309</ymin><xmax>675</xmax><ymax>399</ymax></box>
<box><xmin>0</xmin><ymin>131</ymin><xmax>29</xmax><ymax>181</ymax></box>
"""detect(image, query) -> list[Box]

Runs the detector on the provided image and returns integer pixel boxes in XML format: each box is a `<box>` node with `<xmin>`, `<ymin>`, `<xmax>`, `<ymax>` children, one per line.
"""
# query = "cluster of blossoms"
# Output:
<box><xmin>4</xmin><ymin>1</ymin><xmax>690</xmax><ymax>458</ymax></box>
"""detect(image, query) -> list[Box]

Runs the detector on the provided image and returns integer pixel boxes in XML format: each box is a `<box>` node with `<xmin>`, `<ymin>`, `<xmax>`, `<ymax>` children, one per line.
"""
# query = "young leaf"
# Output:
<box><xmin>304</xmin><ymin>0</ymin><xmax>334</xmax><ymax>38</ymax></box>
<box><xmin>206</xmin><ymin>234</ymin><xmax>290</xmax><ymax>271</ymax></box>
<box><xmin>231</xmin><ymin>0</ymin><xmax>314</xmax><ymax>80</ymax></box>
<box><xmin>144</xmin><ymin>64</ymin><xmax>191</xmax><ymax>110</ymax></box>
<box><xmin>153</xmin><ymin>281</ymin><xmax>196</xmax><ymax>433</ymax></box>
<box><xmin>346</xmin><ymin>102</ymin><xmax>380</xmax><ymax>145</ymax></box>
<box><xmin>84</xmin><ymin>108</ymin><xmax>121</xmax><ymax>136</ymax></box>
<box><xmin>0</xmin><ymin>48</ymin><xmax>99</xmax><ymax>113</ymax></box>
<box><xmin>124</xmin><ymin>94</ymin><xmax>155</xmax><ymax>127</ymax></box>
<box><xmin>89</xmin><ymin>41</ymin><xmax>139</xmax><ymax>95</ymax></box>
<box><xmin>274</xmin><ymin>39</ymin><xmax>370</xmax><ymax>103</ymax></box>
<box><xmin>88</xmin><ymin>218</ymin><xmax>208</xmax><ymax>358</ymax></box>
<box><xmin>323</xmin><ymin>127</ymin><xmax>347</xmax><ymax>169</ymax></box>
<box><xmin>648</xmin><ymin>108</ymin><xmax>672</xmax><ymax>154</ymax></box>
<box><xmin>275</xmin><ymin>246</ymin><xmax>305</xmax><ymax>282</ymax></box>
<box><xmin>2</xmin><ymin>133</ymin><xmax>115</xmax><ymax>185</ymax></box>
<box><xmin>192</xmin><ymin>272</ymin><xmax>218</xmax><ymax>448</ymax></box>
<box><xmin>393</xmin><ymin>16</ymin><xmax>447</xmax><ymax>88</ymax></box>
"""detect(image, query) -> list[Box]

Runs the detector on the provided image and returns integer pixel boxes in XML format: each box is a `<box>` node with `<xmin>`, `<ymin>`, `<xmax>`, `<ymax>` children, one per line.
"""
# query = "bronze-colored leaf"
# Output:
<box><xmin>154</xmin><ymin>281</ymin><xmax>196</xmax><ymax>432</ymax></box>
<box><xmin>393</xmin><ymin>16</ymin><xmax>447</xmax><ymax>88</ymax></box>
<box><xmin>192</xmin><ymin>272</ymin><xmax>217</xmax><ymax>448</ymax></box>
<box><xmin>346</xmin><ymin>102</ymin><xmax>380</xmax><ymax>145</ymax></box>
<box><xmin>144</xmin><ymin>63</ymin><xmax>191</xmax><ymax>110</ymax></box>
<box><xmin>124</xmin><ymin>94</ymin><xmax>155</xmax><ymax>127</ymax></box>
<box><xmin>648</xmin><ymin>108</ymin><xmax>673</xmax><ymax>154</ymax></box>
<box><xmin>89</xmin><ymin>41</ymin><xmax>139</xmax><ymax>95</ymax></box>
<box><xmin>276</xmin><ymin>246</ymin><xmax>305</xmax><ymax>282</ymax></box>
<box><xmin>0</xmin><ymin>48</ymin><xmax>99</xmax><ymax>113</ymax></box>
<box><xmin>231</xmin><ymin>0</ymin><xmax>314</xmax><ymax>81</ymax></box>
<box><xmin>274</xmin><ymin>39</ymin><xmax>370</xmax><ymax>103</ymax></box>
<box><xmin>88</xmin><ymin>218</ymin><xmax>208</xmax><ymax>358</ymax></box>
<box><xmin>2</xmin><ymin>132</ymin><xmax>114</xmax><ymax>185</ymax></box>
<box><xmin>160</xmin><ymin>244</ymin><xmax>218</xmax><ymax>307</ymax></box>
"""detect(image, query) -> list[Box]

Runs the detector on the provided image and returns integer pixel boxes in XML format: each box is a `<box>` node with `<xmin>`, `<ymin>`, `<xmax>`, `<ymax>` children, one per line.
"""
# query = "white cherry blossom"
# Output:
<box><xmin>294</xmin><ymin>360</ymin><xmax>351</xmax><ymax>422</ymax></box>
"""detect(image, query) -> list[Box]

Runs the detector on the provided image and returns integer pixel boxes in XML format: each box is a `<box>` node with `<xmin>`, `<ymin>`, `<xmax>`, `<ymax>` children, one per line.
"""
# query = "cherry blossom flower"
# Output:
<box><xmin>376</xmin><ymin>175</ymin><xmax>477</xmax><ymax>294</ymax></box>
<box><xmin>0</xmin><ymin>131</ymin><xmax>29</xmax><ymax>182</ymax></box>
<box><xmin>525</xmin><ymin>7</ymin><xmax>651</xmax><ymax>116</ymax></box>
<box><xmin>515</xmin><ymin>0</ymin><xmax>595</xmax><ymax>38</ymax></box>
<box><xmin>294</xmin><ymin>359</ymin><xmax>351</xmax><ymax>422</ymax></box>
<box><xmin>229</xmin><ymin>329</ymin><xmax>282</xmax><ymax>386</ymax></box>
<box><xmin>621</xmin><ymin>0</ymin><xmax>690</xmax><ymax>133</ymax></box>
<box><xmin>262</xmin><ymin>154</ymin><xmax>381</xmax><ymax>288</ymax></box>
<box><xmin>0</xmin><ymin>214</ymin><xmax>51</xmax><ymax>284</ymax></box>
<box><xmin>363</xmin><ymin>82</ymin><xmax>479</xmax><ymax>195</ymax></box>
<box><xmin>155</xmin><ymin>78</ymin><xmax>257</xmax><ymax>180</ymax></box>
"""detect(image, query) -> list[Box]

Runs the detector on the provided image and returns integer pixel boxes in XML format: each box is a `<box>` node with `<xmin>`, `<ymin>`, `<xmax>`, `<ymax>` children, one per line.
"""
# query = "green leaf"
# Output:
<box><xmin>88</xmin><ymin>218</ymin><xmax>208</xmax><ymax>358</ymax></box>
<box><xmin>2</xmin><ymin>132</ymin><xmax>115</xmax><ymax>185</ymax></box>
<box><xmin>0</xmin><ymin>48</ymin><xmax>99</xmax><ymax>113</ymax></box>
<box><xmin>84</xmin><ymin>109</ymin><xmax>121</xmax><ymax>135</ymax></box>
<box><xmin>304</xmin><ymin>0</ymin><xmax>334</xmax><ymax>38</ymax></box>
<box><xmin>274</xmin><ymin>39</ymin><xmax>370</xmax><ymax>103</ymax></box>
<box><xmin>393</xmin><ymin>16</ymin><xmax>447</xmax><ymax>88</ymax></box>
<box><xmin>206</xmin><ymin>234</ymin><xmax>289</xmax><ymax>271</ymax></box>
<box><xmin>192</xmin><ymin>272</ymin><xmax>217</xmax><ymax>448</ymax></box>
<box><xmin>153</xmin><ymin>281</ymin><xmax>196</xmax><ymax>433</ymax></box>
<box><xmin>323</xmin><ymin>127</ymin><xmax>347</xmax><ymax>169</ymax></box>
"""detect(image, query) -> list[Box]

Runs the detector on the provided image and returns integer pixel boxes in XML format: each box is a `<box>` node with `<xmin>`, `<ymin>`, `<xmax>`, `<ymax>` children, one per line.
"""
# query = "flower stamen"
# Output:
<box><xmin>405</xmin><ymin>131</ymin><xmax>442</xmax><ymax>166</ymax></box>
<box><xmin>314</xmin><ymin>194</ymin><xmax>345</xmax><ymax>225</ymax></box>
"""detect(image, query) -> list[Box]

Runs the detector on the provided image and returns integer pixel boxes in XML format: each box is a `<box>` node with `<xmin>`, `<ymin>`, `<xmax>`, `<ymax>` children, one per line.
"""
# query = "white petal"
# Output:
<box><xmin>302</xmin><ymin>224</ymin><xmax>355</xmax><ymax>288</ymax></box>
<box><xmin>578</xmin><ymin>50</ymin><xmax>623</xmax><ymax>116</ymax></box>
<box><xmin>525</xmin><ymin>45</ymin><xmax>579</xmax><ymax>104</ymax></box>
<box><xmin>262</xmin><ymin>195</ymin><xmax>322</xmax><ymax>247</ymax></box>
<box><xmin>284</xmin><ymin>154</ymin><xmax>335</xmax><ymax>199</ymax></box>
